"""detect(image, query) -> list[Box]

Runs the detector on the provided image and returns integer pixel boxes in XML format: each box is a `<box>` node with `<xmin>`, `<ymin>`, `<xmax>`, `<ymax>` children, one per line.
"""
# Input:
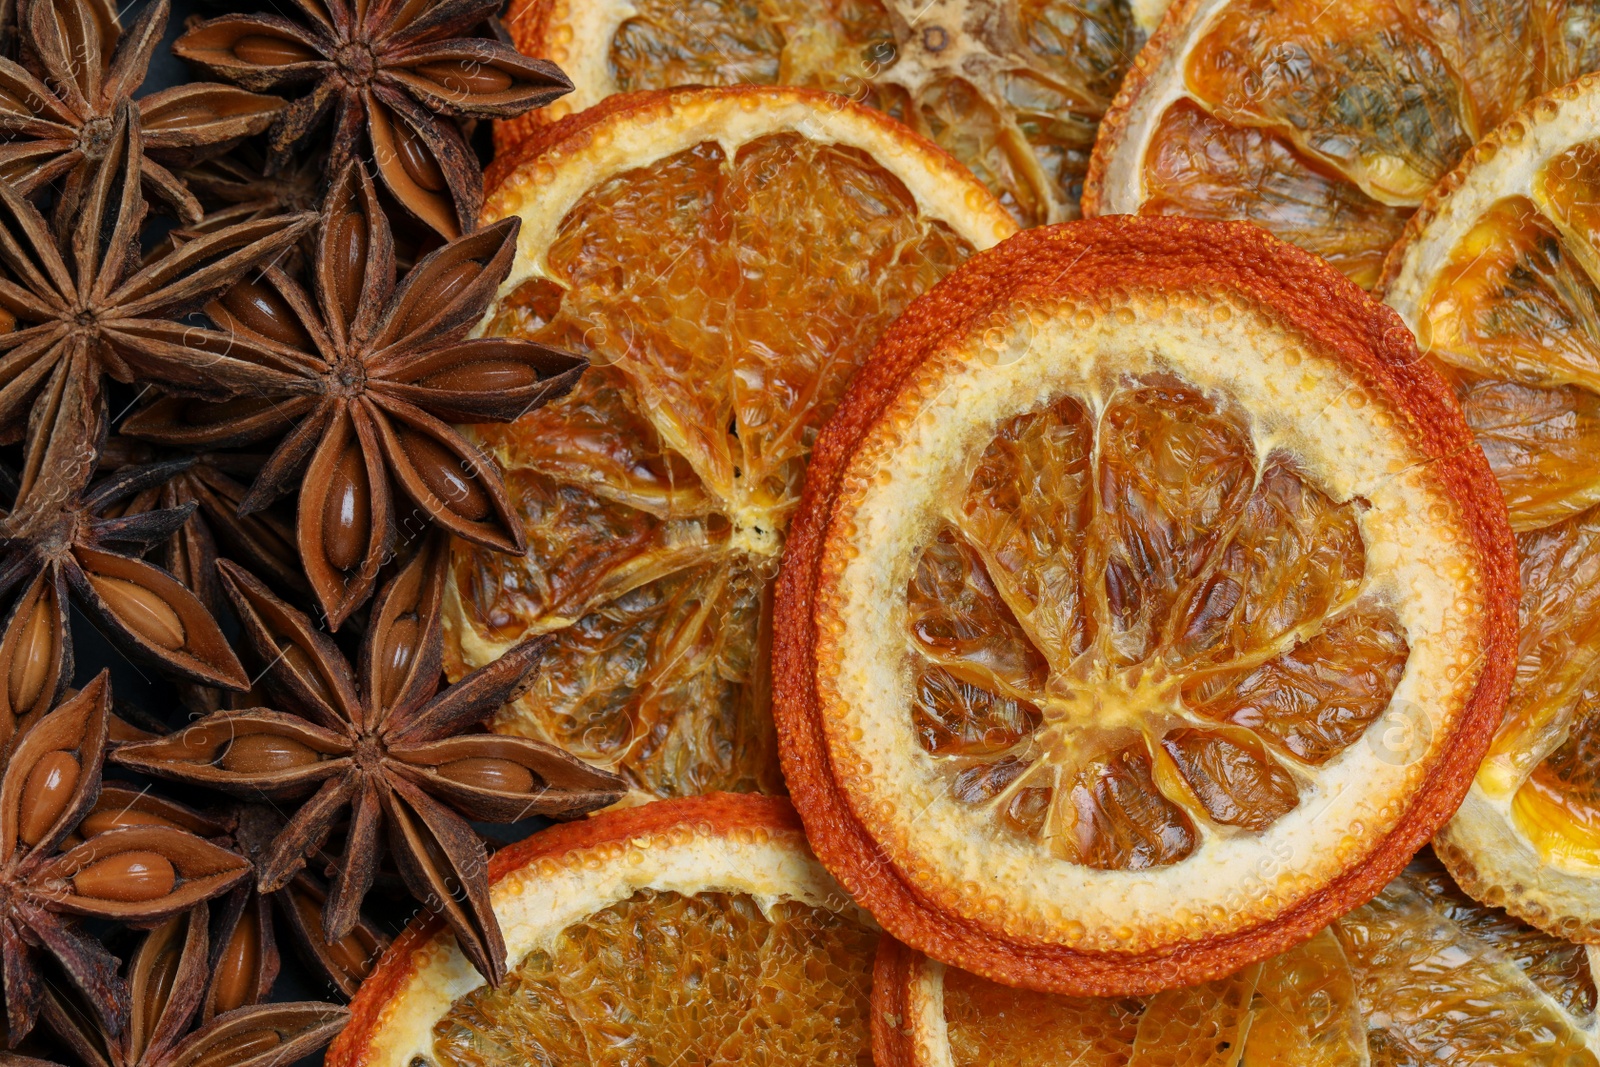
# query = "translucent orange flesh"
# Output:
<box><xmin>1141</xmin><ymin>0</ymin><xmax>1600</xmax><ymax>285</ymax></box>
<box><xmin>905</xmin><ymin>379</ymin><xmax>1408</xmax><ymax>869</ymax></box>
<box><xmin>1139</xmin><ymin>101</ymin><xmax>1408</xmax><ymax>289</ymax></box>
<box><xmin>603</xmin><ymin>0</ymin><xmax>1143</xmax><ymax>223</ymax></box>
<box><xmin>453</xmin><ymin>136</ymin><xmax>974</xmax><ymax>798</ymax></box>
<box><xmin>942</xmin><ymin>967</ymin><xmax>1140</xmax><ymax>1067</ymax></box>
<box><xmin>432</xmin><ymin>889</ymin><xmax>877</xmax><ymax>1067</ymax></box>
<box><xmin>1415</xmin><ymin>143</ymin><xmax>1600</xmax><ymax>847</ymax></box>
<box><xmin>934</xmin><ymin>862</ymin><xmax>1597</xmax><ymax>1065</ymax></box>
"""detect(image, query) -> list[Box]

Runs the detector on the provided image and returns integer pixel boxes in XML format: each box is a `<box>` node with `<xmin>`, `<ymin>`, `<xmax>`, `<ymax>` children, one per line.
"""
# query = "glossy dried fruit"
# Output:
<box><xmin>173</xmin><ymin>0</ymin><xmax>572</xmax><ymax>237</ymax></box>
<box><xmin>0</xmin><ymin>0</ymin><xmax>282</xmax><ymax>223</ymax></box>
<box><xmin>499</xmin><ymin>0</ymin><xmax>1149</xmax><ymax>225</ymax></box>
<box><xmin>1382</xmin><ymin>73</ymin><xmax>1600</xmax><ymax>943</ymax></box>
<box><xmin>873</xmin><ymin>854</ymin><xmax>1600</xmax><ymax>1066</ymax></box>
<box><xmin>0</xmin><ymin>676</ymin><xmax>251</xmax><ymax>1046</ymax></box>
<box><xmin>774</xmin><ymin>216</ymin><xmax>1516</xmax><ymax>995</ymax></box>
<box><xmin>1084</xmin><ymin>0</ymin><xmax>1600</xmax><ymax>287</ymax></box>
<box><xmin>120</xmin><ymin>161</ymin><xmax>586</xmax><ymax>629</ymax></box>
<box><xmin>115</xmin><ymin>543</ymin><xmax>626</xmax><ymax>987</ymax></box>
<box><xmin>328</xmin><ymin>794</ymin><xmax>878</xmax><ymax>1067</ymax></box>
<box><xmin>445</xmin><ymin>85</ymin><xmax>1014</xmax><ymax>800</ymax></box>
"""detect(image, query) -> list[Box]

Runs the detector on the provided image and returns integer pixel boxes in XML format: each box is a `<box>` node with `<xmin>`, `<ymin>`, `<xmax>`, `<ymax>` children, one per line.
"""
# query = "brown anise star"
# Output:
<box><xmin>119</xmin><ymin>160</ymin><xmax>585</xmax><ymax>628</ymax></box>
<box><xmin>172</xmin><ymin>0</ymin><xmax>571</xmax><ymax>236</ymax></box>
<box><xmin>113</xmin><ymin>545</ymin><xmax>628</xmax><ymax>986</ymax></box>
<box><xmin>0</xmin><ymin>0</ymin><xmax>283</xmax><ymax>224</ymax></box>
<box><xmin>42</xmin><ymin>902</ymin><xmax>347</xmax><ymax>1067</ymax></box>
<box><xmin>0</xmin><ymin>676</ymin><xmax>252</xmax><ymax>1046</ymax></box>
<box><xmin>0</xmin><ymin>458</ymin><xmax>247</xmax><ymax>748</ymax></box>
<box><xmin>0</xmin><ymin>103</ymin><xmax>315</xmax><ymax>524</ymax></box>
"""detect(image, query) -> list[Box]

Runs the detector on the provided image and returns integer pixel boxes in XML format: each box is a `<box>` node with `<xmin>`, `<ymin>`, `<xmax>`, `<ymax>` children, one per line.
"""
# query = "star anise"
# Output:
<box><xmin>119</xmin><ymin>160</ymin><xmax>584</xmax><ymax>627</ymax></box>
<box><xmin>0</xmin><ymin>458</ymin><xmax>248</xmax><ymax>749</ymax></box>
<box><xmin>172</xmin><ymin>0</ymin><xmax>572</xmax><ymax>236</ymax></box>
<box><xmin>178</xmin><ymin>141</ymin><xmax>324</xmax><ymax>222</ymax></box>
<box><xmin>0</xmin><ymin>0</ymin><xmax>283</xmax><ymax>223</ymax></box>
<box><xmin>0</xmin><ymin>103</ymin><xmax>315</xmax><ymax>524</ymax></box>
<box><xmin>0</xmin><ymin>675</ymin><xmax>252</xmax><ymax>1045</ymax></box>
<box><xmin>113</xmin><ymin>542</ymin><xmax>627</xmax><ymax>985</ymax></box>
<box><xmin>41</xmin><ymin>903</ymin><xmax>348</xmax><ymax>1067</ymax></box>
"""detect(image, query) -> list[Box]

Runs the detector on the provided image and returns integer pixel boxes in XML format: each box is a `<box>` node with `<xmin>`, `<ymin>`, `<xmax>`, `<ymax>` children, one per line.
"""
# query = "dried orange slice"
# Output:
<box><xmin>1083</xmin><ymin>0</ymin><xmax>1600</xmax><ymax>288</ymax></box>
<box><xmin>773</xmin><ymin>215</ymin><xmax>1517</xmax><ymax>994</ymax></box>
<box><xmin>496</xmin><ymin>0</ymin><xmax>1153</xmax><ymax>225</ymax></box>
<box><xmin>443</xmin><ymin>86</ymin><xmax>1014</xmax><ymax>801</ymax></box>
<box><xmin>874</xmin><ymin>854</ymin><xmax>1600</xmax><ymax>1066</ymax></box>
<box><xmin>1379</xmin><ymin>73</ymin><xmax>1600</xmax><ymax>943</ymax></box>
<box><xmin>325</xmin><ymin>793</ymin><xmax>879</xmax><ymax>1067</ymax></box>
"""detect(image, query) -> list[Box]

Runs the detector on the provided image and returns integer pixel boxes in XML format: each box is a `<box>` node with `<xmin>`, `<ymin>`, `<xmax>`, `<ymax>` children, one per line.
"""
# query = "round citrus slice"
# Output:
<box><xmin>1379</xmin><ymin>73</ymin><xmax>1600</xmax><ymax>943</ymax></box>
<box><xmin>443</xmin><ymin>86</ymin><xmax>1015</xmax><ymax>801</ymax></box>
<box><xmin>773</xmin><ymin>215</ymin><xmax>1517</xmax><ymax>994</ymax></box>
<box><xmin>874</xmin><ymin>854</ymin><xmax>1600</xmax><ymax>1066</ymax></box>
<box><xmin>1082</xmin><ymin>0</ymin><xmax>1600</xmax><ymax>288</ymax></box>
<box><xmin>325</xmin><ymin>793</ymin><xmax>879</xmax><ymax>1067</ymax></box>
<box><xmin>495</xmin><ymin>0</ymin><xmax>1153</xmax><ymax>225</ymax></box>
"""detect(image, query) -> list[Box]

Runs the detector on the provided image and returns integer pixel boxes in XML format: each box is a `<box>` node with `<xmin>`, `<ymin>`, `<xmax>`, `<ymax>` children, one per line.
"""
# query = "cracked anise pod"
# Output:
<box><xmin>172</xmin><ymin>0</ymin><xmax>571</xmax><ymax>236</ymax></box>
<box><xmin>0</xmin><ymin>458</ymin><xmax>248</xmax><ymax>745</ymax></box>
<box><xmin>113</xmin><ymin>543</ymin><xmax>627</xmax><ymax>986</ymax></box>
<box><xmin>0</xmin><ymin>103</ymin><xmax>315</xmax><ymax>525</ymax></box>
<box><xmin>0</xmin><ymin>675</ymin><xmax>252</xmax><ymax>1045</ymax></box>
<box><xmin>0</xmin><ymin>0</ymin><xmax>283</xmax><ymax>223</ymax></box>
<box><xmin>42</xmin><ymin>903</ymin><xmax>348</xmax><ymax>1067</ymax></box>
<box><xmin>119</xmin><ymin>161</ymin><xmax>586</xmax><ymax>628</ymax></box>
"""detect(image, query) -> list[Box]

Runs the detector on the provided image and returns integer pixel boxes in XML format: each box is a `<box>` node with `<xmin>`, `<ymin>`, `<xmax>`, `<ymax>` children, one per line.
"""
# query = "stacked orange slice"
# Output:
<box><xmin>773</xmin><ymin>215</ymin><xmax>1517</xmax><ymax>993</ymax></box>
<box><xmin>444</xmin><ymin>85</ymin><xmax>1015</xmax><ymax>801</ymax></box>
<box><xmin>874</xmin><ymin>855</ymin><xmax>1600</xmax><ymax>1065</ymax></box>
<box><xmin>1084</xmin><ymin>0</ymin><xmax>1600</xmax><ymax>287</ymax></box>
<box><xmin>1381</xmin><ymin>72</ymin><xmax>1600</xmax><ymax>943</ymax></box>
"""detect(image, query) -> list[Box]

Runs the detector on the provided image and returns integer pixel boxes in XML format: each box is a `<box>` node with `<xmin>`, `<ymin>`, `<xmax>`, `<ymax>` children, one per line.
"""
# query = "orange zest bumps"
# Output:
<box><xmin>772</xmin><ymin>214</ymin><xmax>1518</xmax><ymax>996</ymax></box>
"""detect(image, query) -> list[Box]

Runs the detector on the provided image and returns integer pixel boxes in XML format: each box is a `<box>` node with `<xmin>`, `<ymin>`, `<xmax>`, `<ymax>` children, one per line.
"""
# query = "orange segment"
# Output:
<box><xmin>942</xmin><ymin>965</ymin><xmax>1140</xmax><ymax>1066</ymax></box>
<box><xmin>1535</xmin><ymin>140</ymin><xmax>1600</xmax><ymax>285</ymax></box>
<box><xmin>1513</xmin><ymin>705</ymin><xmax>1600</xmax><ymax>869</ymax></box>
<box><xmin>450</xmin><ymin>88</ymin><xmax>1013</xmax><ymax>799</ymax></box>
<box><xmin>1127</xmin><ymin>963</ymin><xmax>1257</xmax><ymax>1066</ymax></box>
<box><xmin>1139</xmin><ymin>101</ymin><xmax>1409</xmax><ymax>297</ymax></box>
<box><xmin>1184</xmin><ymin>0</ymin><xmax>1472</xmax><ymax>204</ymax></box>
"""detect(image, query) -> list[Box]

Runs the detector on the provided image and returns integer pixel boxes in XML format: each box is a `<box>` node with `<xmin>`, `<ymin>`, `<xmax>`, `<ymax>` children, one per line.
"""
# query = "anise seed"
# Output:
<box><xmin>416</xmin><ymin>62</ymin><xmax>514</xmax><ymax>96</ymax></box>
<box><xmin>221</xmin><ymin>734</ymin><xmax>322</xmax><ymax>773</ymax></box>
<box><xmin>283</xmin><ymin>643</ymin><xmax>342</xmax><ymax>709</ymax></box>
<box><xmin>393</xmin><ymin>121</ymin><xmax>447</xmax><ymax>192</ymax></box>
<box><xmin>74</xmin><ymin>851</ymin><xmax>178</xmax><ymax>902</ymax></box>
<box><xmin>234</xmin><ymin>34</ymin><xmax>319</xmax><ymax>65</ymax></box>
<box><xmin>419</xmin><ymin>360</ymin><xmax>541</xmax><ymax>393</ymax></box>
<box><xmin>141</xmin><ymin>929</ymin><xmax>186</xmax><ymax>1030</ymax></box>
<box><xmin>20</xmin><ymin>751</ymin><xmax>80</xmax><ymax>846</ymax></box>
<box><xmin>220</xmin><ymin>279</ymin><xmax>311</xmax><ymax>347</ymax></box>
<box><xmin>213</xmin><ymin>906</ymin><xmax>261</xmax><ymax>1013</ymax></box>
<box><xmin>437</xmin><ymin>757</ymin><xmax>533</xmax><ymax>794</ymax></box>
<box><xmin>191</xmin><ymin>1029</ymin><xmax>282</xmax><ymax>1067</ymax></box>
<box><xmin>380</xmin><ymin>616</ymin><xmax>418</xmax><ymax>707</ymax></box>
<box><xmin>93</xmin><ymin>575</ymin><xmax>187</xmax><ymax>650</ymax></box>
<box><xmin>333</xmin><ymin>210</ymin><xmax>369</xmax><ymax>323</ymax></box>
<box><xmin>324</xmin><ymin>444</ymin><xmax>372</xmax><ymax>571</ymax></box>
<box><xmin>401</xmin><ymin>431</ymin><xmax>489</xmax><ymax>519</ymax></box>
<box><xmin>8</xmin><ymin>605</ymin><xmax>54</xmax><ymax>712</ymax></box>
<box><xmin>80</xmin><ymin>808</ymin><xmax>185</xmax><ymax>836</ymax></box>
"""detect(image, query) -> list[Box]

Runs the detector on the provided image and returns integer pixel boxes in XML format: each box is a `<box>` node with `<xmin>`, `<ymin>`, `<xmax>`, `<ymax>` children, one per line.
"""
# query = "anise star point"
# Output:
<box><xmin>113</xmin><ymin>541</ymin><xmax>627</xmax><ymax>986</ymax></box>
